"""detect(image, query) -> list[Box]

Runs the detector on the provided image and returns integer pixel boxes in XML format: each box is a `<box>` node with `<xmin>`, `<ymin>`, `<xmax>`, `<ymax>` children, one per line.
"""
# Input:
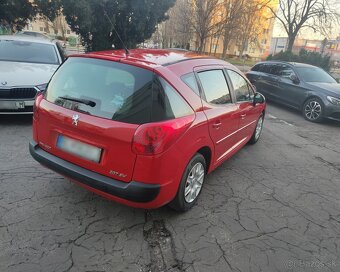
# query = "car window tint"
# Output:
<box><xmin>252</xmin><ymin>64</ymin><xmax>262</xmax><ymax>72</ymax></box>
<box><xmin>270</xmin><ymin>65</ymin><xmax>281</xmax><ymax>76</ymax></box>
<box><xmin>296</xmin><ymin>67</ymin><xmax>336</xmax><ymax>83</ymax></box>
<box><xmin>197</xmin><ymin>70</ymin><xmax>232</xmax><ymax>105</ymax></box>
<box><xmin>227</xmin><ymin>70</ymin><xmax>254</xmax><ymax>102</ymax></box>
<box><xmin>181</xmin><ymin>73</ymin><xmax>200</xmax><ymax>96</ymax></box>
<box><xmin>261</xmin><ymin>64</ymin><xmax>273</xmax><ymax>74</ymax></box>
<box><xmin>278</xmin><ymin>65</ymin><xmax>295</xmax><ymax>78</ymax></box>
<box><xmin>46</xmin><ymin>57</ymin><xmax>154</xmax><ymax>124</ymax></box>
<box><xmin>152</xmin><ymin>76</ymin><xmax>194</xmax><ymax>122</ymax></box>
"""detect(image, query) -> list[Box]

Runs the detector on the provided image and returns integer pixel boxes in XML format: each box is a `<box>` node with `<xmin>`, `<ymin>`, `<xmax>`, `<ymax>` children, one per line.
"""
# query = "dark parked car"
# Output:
<box><xmin>246</xmin><ymin>61</ymin><xmax>340</xmax><ymax>122</ymax></box>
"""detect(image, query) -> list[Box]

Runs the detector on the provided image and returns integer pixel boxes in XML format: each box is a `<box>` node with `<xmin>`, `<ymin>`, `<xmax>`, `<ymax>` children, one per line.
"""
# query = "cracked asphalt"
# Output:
<box><xmin>0</xmin><ymin>102</ymin><xmax>340</xmax><ymax>272</ymax></box>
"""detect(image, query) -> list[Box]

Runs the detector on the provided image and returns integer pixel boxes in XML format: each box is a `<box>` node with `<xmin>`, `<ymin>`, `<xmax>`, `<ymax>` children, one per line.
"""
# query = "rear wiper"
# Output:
<box><xmin>58</xmin><ymin>96</ymin><xmax>96</xmax><ymax>107</ymax></box>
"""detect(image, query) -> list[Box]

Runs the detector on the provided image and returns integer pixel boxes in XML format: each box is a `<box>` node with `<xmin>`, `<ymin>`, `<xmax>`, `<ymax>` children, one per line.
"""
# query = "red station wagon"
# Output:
<box><xmin>29</xmin><ymin>49</ymin><xmax>266</xmax><ymax>211</ymax></box>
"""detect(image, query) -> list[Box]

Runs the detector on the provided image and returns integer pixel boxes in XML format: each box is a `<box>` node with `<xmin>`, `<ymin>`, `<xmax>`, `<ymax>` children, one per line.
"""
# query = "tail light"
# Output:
<box><xmin>132</xmin><ymin>115</ymin><xmax>195</xmax><ymax>155</ymax></box>
<box><xmin>33</xmin><ymin>92</ymin><xmax>44</xmax><ymax>120</ymax></box>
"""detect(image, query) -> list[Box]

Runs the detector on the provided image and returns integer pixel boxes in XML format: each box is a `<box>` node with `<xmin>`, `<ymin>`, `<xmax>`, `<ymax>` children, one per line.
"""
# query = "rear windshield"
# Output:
<box><xmin>0</xmin><ymin>40</ymin><xmax>59</xmax><ymax>65</ymax></box>
<box><xmin>46</xmin><ymin>57</ymin><xmax>193</xmax><ymax>124</ymax></box>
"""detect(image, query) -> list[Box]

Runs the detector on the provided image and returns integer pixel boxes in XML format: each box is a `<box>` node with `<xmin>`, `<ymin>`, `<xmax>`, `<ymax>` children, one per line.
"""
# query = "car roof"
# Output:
<box><xmin>72</xmin><ymin>49</ymin><xmax>217</xmax><ymax>68</ymax></box>
<box><xmin>0</xmin><ymin>35</ymin><xmax>57</xmax><ymax>45</ymax></box>
<box><xmin>255</xmin><ymin>60</ymin><xmax>318</xmax><ymax>69</ymax></box>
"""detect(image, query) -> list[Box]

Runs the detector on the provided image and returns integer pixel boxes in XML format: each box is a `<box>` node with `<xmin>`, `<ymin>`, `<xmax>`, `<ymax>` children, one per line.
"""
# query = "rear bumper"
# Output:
<box><xmin>29</xmin><ymin>141</ymin><xmax>160</xmax><ymax>203</ymax></box>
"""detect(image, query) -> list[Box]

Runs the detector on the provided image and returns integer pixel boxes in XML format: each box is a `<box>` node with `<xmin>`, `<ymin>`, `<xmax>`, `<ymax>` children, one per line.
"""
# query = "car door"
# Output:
<box><xmin>194</xmin><ymin>66</ymin><xmax>240</xmax><ymax>164</ymax></box>
<box><xmin>247</xmin><ymin>63</ymin><xmax>270</xmax><ymax>98</ymax></box>
<box><xmin>261</xmin><ymin>64</ymin><xmax>284</xmax><ymax>102</ymax></box>
<box><xmin>275</xmin><ymin>64</ymin><xmax>306</xmax><ymax>109</ymax></box>
<box><xmin>226</xmin><ymin>69</ymin><xmax>260</xmax><ymax>139</ymax></box>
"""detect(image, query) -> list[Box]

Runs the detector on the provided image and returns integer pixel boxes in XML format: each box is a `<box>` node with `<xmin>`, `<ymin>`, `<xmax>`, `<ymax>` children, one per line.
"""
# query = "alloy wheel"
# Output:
<box><xmin>184</xmin><ymin>162</ymin><xmax>205</xmax><ymax>203</ymax></box>
<box><xmin>305</xmin><ymin>100</ymin><xmax>322</xmax><ymax>121</ymax></box>
<box><xmin>255</xmin><ymin>116</ymin><xmax>264</xmax><ymax>141</ymax></box>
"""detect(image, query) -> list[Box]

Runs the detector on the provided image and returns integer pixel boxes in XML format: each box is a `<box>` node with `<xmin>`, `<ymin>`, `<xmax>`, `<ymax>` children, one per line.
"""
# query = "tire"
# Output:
<box><xmin>303</xmin><ymin>97</ymin><xmax>324</xmax><ymax>123</ymax></box>
<box><xmin>248</xmin><ymin>114</ymin><xmax>264</xmax><ymax>145</ymax></box>
<box><xmin>169</xmin><ymin>153</ymin><xmax>206</xmax><ymax>212</ymax></box>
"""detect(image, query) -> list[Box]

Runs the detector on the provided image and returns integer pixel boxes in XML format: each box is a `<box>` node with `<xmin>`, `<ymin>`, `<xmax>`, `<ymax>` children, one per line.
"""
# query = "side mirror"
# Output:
<box><xmin>289</xmin><ymin>74</ymin><xmax>300</xmax><ymax>84</ymax></box>
<box><xmin>253</xmin><ymin>92</ymin><xmax>265</xmax><ymax>106</ymax></box>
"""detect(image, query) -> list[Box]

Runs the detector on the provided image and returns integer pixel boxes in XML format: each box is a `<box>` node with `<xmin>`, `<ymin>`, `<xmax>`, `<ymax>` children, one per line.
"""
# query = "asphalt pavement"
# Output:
<box><xmin>0</xmin><ymin>102</ymin><xmax>339</xmax><ymax>272</ymax></box>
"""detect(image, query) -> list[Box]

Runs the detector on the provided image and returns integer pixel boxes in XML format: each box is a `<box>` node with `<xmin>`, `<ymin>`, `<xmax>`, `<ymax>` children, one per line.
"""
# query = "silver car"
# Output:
<box><xmin>0</xmin><ymin>35</ymin><xmax>65</xmax><ymax>114</ymax></box>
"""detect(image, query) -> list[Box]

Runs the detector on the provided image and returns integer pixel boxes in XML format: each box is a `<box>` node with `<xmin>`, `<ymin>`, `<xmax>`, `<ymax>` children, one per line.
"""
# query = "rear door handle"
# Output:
<box><xmin>212</xmin><ymin>122</ymin><xmax>222</xmax><ymax>129</ymax></box>
<box><xmin>241</xmin><ymin>114</ymin><xmax>247</xmax><ymax>119</ymax></box>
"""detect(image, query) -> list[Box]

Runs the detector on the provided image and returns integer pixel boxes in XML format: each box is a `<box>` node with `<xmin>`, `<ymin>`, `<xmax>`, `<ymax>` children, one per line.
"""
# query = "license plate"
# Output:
<box><xmin>16</xmin><ymin>101</ymin><xmax>25</xmax><ymax>109</ymax></box>
<box><xmin>0</xmin><ymin>101</ymin><xmax>25</xmax><ymax>109</ymax></box>
<box><xmin>57</xmin><ymin>135</ymin><xmax>102</xmax><ymax>163</ymax></box>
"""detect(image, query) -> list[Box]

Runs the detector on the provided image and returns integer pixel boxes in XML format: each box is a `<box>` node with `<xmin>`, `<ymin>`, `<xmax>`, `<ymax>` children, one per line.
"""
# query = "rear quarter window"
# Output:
<box><xmin>152</xmin><ymin>76</ymin><xmax>194</xmax><ymax>122</ymax></box>
<box><xmin>181</xmin><ymin>73</ymin><xmax>200</xmax><ymax>96</ymax></box>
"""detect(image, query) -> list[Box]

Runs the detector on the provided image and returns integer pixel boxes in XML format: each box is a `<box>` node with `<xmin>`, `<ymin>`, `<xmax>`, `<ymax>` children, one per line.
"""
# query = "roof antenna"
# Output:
<box><xmin>103</xmin><ymin>9</ymin><xmax>130</xmax><ymax>55</ymax></box>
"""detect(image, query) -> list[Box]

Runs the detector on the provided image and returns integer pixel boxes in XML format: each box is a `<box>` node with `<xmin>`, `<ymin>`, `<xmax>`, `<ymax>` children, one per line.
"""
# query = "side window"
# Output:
<box><xmin>251</xmin><ymin>64</ymin><xmax>262</xmax><ymax>72</ymax></box>
<box><xmin>277</xmin><ymin>65</ymin><xmax>295</xmax><ymax>79</ymax></box>
<box><xmin>152</xmin><ymin>76</ymin><xmax>194</xmax><ymax>122</ymax></box>
<box><xmin>197</xmin><ymin>70</ymin><xmax>232</xmax><ymax>105</ymax></box>
<box><xmin>181</xmin><ymin>73</ymin><xmax>200</xmax><ymax>96</ymax></box>
<box><xmin>227</xmin><ymin>70</ymin><xmax>254</xmax><ymax>103</ymax></box>
<box><xmin>262</xmin><ymin>64</ymin><xmax>274</xmax><ymax>75</ymax></box>
<box><xmin>270</xmin><ymin>64</ymin><xmax>281</xmax><ymax>76</ymax></box>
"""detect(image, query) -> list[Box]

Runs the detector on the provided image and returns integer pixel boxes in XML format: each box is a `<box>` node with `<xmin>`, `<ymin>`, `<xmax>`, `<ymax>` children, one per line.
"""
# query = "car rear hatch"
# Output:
<box><xmin>36</xmin><ymin>57</ymin><xmax>155</xmax><ymax>182</ymax></box>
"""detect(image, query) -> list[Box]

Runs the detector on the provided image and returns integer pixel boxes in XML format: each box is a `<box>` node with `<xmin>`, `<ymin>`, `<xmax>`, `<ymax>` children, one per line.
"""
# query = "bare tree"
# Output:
<box><xmin>237</xmin><ymin>0</ymin><xmax>269</xmax><ymax>57</ymax></box>
<box><xmin>171</xmin><ymin>0</ymin><xmax>192</xmax><ymax>49</ymax></box>
<box><xmin>191</xmin><ymin>0</ymin><xmax>222</xmax><ymax>53</ymax></box>
<box><xmin>268</xmin><ymin>0</ymin><xmax>340</xmax><ymax>52</ymax></box>
<box><xmin>221</xmin><ymin>0</ymin><xmax>246</xmax><ymax>58</ymax></box>
<box><xmin>151</xmin><ymin>0</ymin><xmax>192</xmax><ymax>49</ymax></box>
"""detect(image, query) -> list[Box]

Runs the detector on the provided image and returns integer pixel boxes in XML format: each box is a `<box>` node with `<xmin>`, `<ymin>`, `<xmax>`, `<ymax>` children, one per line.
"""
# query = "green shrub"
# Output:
<box><xmin>67</xmin><ymin>36</ymin><xmax>77</xmax><ymax>47</ymax></box>
<box><xmin>267</xmin><ymin>49</ymin><xmax>331</xmax><ymax>71</ymax></box>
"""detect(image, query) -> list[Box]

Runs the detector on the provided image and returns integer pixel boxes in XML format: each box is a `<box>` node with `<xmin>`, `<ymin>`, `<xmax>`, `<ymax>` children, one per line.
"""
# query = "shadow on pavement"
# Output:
<box><xmin>0</xmin><ymin>114</ymin><xmax>33</xmax><ymax>126</ymax></box>
<box><xmin>267</xmin><ymin>100</ymin><xmax>340</xmax><ymax>128</ymax></box>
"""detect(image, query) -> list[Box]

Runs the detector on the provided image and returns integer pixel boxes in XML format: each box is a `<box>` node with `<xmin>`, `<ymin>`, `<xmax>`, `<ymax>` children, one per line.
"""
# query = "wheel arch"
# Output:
<box><xmin>301</xmin><ymin>95</ymin><xmax>324</xmax><ymax>110</ymax></box>
<box><xmin>196</xmin><ymin>146</ymin><xmax>212</xmax><ymax>173</ymax></box>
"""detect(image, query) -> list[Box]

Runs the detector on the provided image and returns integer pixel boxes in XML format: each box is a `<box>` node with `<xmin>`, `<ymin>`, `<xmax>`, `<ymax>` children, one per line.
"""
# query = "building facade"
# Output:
<box><xmin>270</xmin><ymin>37</ymin><xmax>340</xmax><ymax>61</ymax></box>
<box><xmin>23</xmin><ymin>14</ymin><xmax>76</xmax><ymax>41</ymax></box>
<box><xmin>201</xmin><ymin>0</ymin><xmax>279</xmax><ymax>59</ymax></box>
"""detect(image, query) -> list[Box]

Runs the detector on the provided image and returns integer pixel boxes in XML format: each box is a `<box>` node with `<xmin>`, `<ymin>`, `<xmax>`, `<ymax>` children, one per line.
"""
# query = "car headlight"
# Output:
<box><xmin>327</xmin><ymin>96</ymin><xmax>340</xmax><ymax>106</ymax></box>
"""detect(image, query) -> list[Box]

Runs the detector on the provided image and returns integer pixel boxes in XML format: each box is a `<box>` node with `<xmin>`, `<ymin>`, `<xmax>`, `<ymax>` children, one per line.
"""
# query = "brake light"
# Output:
<box><xmin>33</xmin><ymin>92</ymin><xmax>44</xmax><ymax>120</ymax></box>
<box><xmin>132</xmin><ymin>115</ymin><xmax>195</xmax><ymax>155</ymax></box>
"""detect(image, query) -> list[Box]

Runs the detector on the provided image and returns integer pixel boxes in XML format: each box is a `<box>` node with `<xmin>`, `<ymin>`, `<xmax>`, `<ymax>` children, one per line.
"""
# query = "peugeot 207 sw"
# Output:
<box><xmin>30</xmin><ymin>49</ymin><xmax>266</xmax><ymax>211</ymax></box>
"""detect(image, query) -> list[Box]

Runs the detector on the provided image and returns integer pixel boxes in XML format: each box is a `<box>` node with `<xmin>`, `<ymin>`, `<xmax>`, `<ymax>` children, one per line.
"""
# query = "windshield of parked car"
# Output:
<box><xmin>296</xmin><ymin>67</ymin><xmax>336</xmax><ymax>83</ymax></box>
<box><xmin>0</xmin><ymin>40</ymin><xmax>59</xmax><ymax>65</ymax></box>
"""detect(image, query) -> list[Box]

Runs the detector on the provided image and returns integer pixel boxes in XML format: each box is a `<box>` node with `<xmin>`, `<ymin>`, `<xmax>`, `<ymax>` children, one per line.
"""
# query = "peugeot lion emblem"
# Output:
<box><xmin>72</xmin><ymin>115</ymin><xmax>80</xmax><ymax>126</ymax></box>
<box><xmin>1</xmin><ymin>81</ymin><xmax>7</xmax><ymax>86</ymax></box>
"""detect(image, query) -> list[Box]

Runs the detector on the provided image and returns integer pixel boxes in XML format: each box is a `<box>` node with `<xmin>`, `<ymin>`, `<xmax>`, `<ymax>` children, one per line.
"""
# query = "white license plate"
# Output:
<box><xmin>0</xmin><ymin>101</ymin><xmax>25</xmax><ymax>109</ymax></box>
<box><xmin>57</xmin><ymin>135</ymin><xmax>102</xmax><ymax>163</ymax></box>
